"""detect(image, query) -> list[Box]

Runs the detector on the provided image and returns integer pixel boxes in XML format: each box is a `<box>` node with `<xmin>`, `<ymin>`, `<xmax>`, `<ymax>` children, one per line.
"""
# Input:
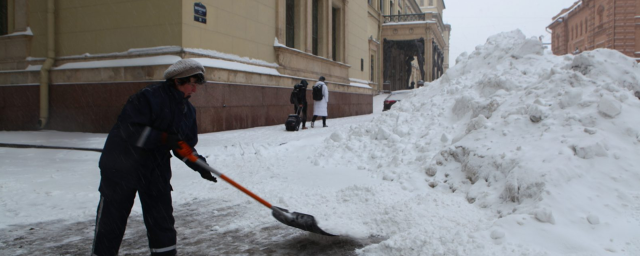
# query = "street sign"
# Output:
<box><xmin>194</xmin><ymin>2</ymin><xmax>206</xmax><ymax>24</ymax></box>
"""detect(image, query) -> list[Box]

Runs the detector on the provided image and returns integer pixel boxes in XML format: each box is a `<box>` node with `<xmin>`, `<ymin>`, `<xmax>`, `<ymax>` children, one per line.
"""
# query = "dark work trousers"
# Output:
<box><xmin>92</xmin><ymin>177</ymin><xmax>177</xmax><ymax>256</ymax></box>
<box><xmin>294</xmin><ymin>103</ymin><xmax>308</xmax><ymax>128</ymax></box>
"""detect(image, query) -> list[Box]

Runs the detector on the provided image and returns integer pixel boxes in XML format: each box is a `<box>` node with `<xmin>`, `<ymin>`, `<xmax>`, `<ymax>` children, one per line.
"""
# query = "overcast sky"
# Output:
<box><xmin>443</xmin><ymin>0</ymin><xmax>578</xmax><ymax>66</ymax></box>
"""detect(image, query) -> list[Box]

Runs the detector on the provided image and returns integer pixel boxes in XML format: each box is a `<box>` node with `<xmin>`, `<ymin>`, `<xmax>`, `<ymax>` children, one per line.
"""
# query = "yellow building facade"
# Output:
<box><xmin>0</xmin><ymin>0</ymin><xmax>449</xmax><ymax>132</ymax></box>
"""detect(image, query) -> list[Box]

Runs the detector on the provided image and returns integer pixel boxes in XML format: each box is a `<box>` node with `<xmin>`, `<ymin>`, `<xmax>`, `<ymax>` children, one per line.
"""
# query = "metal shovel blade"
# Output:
<box><xmin>271</xmin><ymin>206</ymin><xmax>336</xmax><ymax>236</ymax></box>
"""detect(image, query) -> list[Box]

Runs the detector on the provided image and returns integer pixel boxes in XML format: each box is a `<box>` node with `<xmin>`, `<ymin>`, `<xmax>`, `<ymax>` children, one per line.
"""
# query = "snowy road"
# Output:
<box><xmin>0</xmin><ymin>201</ymin><xmax>384</xmax><ymax>256</ymax></box>
<box><xmin>0</xmin><ymin>94</ymin><xmax>389</xmax><ymax>256</ymax></box>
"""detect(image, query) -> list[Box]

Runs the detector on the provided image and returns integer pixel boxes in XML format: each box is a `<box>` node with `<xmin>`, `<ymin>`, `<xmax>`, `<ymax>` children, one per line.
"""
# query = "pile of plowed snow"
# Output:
<box><xmin>320</xmin><ymin>30</ymin><xmax>640</xmax><ymax>254</ymax></box>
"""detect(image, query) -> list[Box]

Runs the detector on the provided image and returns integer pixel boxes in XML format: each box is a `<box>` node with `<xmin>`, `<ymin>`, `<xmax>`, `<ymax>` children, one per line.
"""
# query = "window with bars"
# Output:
<box><xmin>429</xmin><ymin>0</ymin><xmax>433</xmax><ymax>6</ymax></box>
<box><xmin>312</xmin><ymin>0</ymin><xmax>319</xmax><ymax>55</ymax></box>
<box><xmin>0</xmin><ymin>0</ymin><xmax>8</xmax><ymax>36</ymax></box>
<box><xmin>285</xmin><ymin>0</ymin><xmax>295</xmax><ymax>48</ymax></box>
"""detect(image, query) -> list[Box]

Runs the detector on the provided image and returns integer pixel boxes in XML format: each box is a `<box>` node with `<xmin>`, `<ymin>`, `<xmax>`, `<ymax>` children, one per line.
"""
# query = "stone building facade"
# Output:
<box><xmin>547</xmin><ymin>0</ymin><xmax>640</xmax><ymax>60</ymax></box>
<box><xmin>0</xmin><ymin>0</ymin><xmax>450</xmax><ymax>133</ymax></box>
<box><xmin>0</xmin><ymin>0</ymin><xmax>380</xmax><ymax>132</ymax></box>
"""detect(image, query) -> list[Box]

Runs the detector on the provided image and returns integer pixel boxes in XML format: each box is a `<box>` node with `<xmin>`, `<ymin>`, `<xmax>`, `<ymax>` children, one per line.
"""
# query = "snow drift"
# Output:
<box><xmin>320</xmin><ymin>30</ymin><xmax>640</xmax><ymax>255</ymax></box>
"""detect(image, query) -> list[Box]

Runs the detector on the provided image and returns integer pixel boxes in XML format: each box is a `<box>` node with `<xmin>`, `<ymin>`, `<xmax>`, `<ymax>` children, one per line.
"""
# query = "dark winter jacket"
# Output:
<box><xmin>292</xmin><ymin>80</ymin><xmax>308</xmax><ymax>107</ymax></box>
<box><xmin>99</xmin><ymin>81</ymin><xmax>199</xmax><ymax>192</ymax></box>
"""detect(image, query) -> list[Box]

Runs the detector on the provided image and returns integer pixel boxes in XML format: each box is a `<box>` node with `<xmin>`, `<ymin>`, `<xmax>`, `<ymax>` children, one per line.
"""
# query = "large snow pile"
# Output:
<box><xmin>320</xmin><ymin>30</ymin><xmax>640</xmax><ymax>254</ymax></box>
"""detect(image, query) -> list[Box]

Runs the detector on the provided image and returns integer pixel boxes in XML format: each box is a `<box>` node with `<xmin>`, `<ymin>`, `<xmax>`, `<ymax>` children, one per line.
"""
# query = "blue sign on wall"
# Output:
<box><xmin>194</xmin><ymin>2</ymin><xmax>207</xmax><ymax>17</ymax></box>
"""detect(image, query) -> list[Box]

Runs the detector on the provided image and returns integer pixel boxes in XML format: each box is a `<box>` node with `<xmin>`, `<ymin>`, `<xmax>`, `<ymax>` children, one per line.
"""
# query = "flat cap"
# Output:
<box><xmin>163</xmin><ymin>59</ymin><xmax>205</xmax><ymax>80</ymax></box>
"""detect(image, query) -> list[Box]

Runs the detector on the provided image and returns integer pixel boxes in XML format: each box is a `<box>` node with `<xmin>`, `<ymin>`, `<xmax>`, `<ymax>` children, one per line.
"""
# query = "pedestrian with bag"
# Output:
<box><xmin>291</xmin><ymin>79</ymin><xmax>309</xmax><ymax>130</ymax></box>
<box><xmin>92</xmin><ymin>59</ymin><xmax>217</xmax><ymax>256</ymax></box>
<box><xmin>311</xmin><ymin>76</ymin><xmax>329</xmax><ymax>128</ymax></box>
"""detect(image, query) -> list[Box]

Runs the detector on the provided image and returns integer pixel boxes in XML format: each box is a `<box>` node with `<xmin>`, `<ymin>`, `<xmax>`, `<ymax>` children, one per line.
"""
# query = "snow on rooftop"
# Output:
<box><xmin>549</xmin><ymin>1</ymin><xmax>582</xmax><ymax>27</ymax></box>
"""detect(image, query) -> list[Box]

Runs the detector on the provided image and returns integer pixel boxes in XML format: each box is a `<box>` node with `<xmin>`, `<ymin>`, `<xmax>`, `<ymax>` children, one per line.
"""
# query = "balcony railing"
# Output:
<box><xmin>383</xmin><ymin>13</ymin><xmax>426</xmax><ymax>23</ymax></box>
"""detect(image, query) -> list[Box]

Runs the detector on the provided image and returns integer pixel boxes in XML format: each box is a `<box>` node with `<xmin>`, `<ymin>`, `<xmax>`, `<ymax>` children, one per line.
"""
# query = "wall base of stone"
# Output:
<box><xmin>0</xmin><ymin>81</ymin><xmax>372</xmax><ymax>133</ymax></box>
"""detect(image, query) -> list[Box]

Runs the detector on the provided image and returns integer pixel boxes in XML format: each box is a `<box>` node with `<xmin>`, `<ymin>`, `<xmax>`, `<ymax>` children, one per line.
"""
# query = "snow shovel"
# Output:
<box><xmin>174</xmin><ymin>141</ymin><xmax>336</xmax><ymax>236</ymax></box>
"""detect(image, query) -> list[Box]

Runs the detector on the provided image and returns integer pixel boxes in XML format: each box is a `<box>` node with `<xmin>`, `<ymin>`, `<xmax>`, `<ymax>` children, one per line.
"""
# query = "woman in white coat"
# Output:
<box><xmin>311</xmin><ymin>76</ymin><xmax>329</xmax><ymax>128</ymax></box>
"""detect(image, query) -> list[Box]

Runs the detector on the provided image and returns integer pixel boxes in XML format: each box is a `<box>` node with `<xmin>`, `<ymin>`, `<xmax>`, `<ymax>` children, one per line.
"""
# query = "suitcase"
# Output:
<box><xmin>285</xmin><ymin>108</ymin><xmax>302</xmax><ymax>131</ymax></box>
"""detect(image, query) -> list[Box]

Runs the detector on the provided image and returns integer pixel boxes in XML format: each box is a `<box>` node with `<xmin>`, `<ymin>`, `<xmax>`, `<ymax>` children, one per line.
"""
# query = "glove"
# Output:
<box><xmin>162</xmin><ymin>132</ymin><xmax>182</xmax><ymax>150</ymax></box>
<box><xmin>187</xmin><ymin>155</ymin><xmax>217</xmax><ymax>183</ymax></box>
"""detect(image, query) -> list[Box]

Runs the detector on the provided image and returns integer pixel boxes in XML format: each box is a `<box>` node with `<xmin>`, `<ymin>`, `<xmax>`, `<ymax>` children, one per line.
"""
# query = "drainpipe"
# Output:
<box><xmin>39</xmin><ymin>0</ymin><xmax>55</xmax><ymax>129</ymax></box>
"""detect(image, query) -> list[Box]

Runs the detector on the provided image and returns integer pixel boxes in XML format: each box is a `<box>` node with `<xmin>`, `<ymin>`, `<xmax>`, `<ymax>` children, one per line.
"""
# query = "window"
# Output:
<box><xmin>0</xmin><ymin>0</ymin><xmax>7</xmax><ymax>36</ymax></box>
<box><xmin>584</xmin><ymin>17</ymin><xmax>588</xmax><ymax>32</ymax></box>
<box><xmin>380</xmin><ymin>0</ymin><xmax>384</xmax><ymax>14</ymax></box>
<box><xmin>369</xmin><ymin>0</ymin><xmax>372</xmax><ymax>6</ymax></box>
<box><xmin>420</xmin><ymin>0</ymin><xmax>424</xmax><ymax>6</ymax></box>
<box><xmin>390</xmin><ymin>0</ymin><xmax>394</xmax><ymax>14</ymax></box>
<box><xmin>285</xmin><ymin>0</ymin><xmax>295</xmax><ymax>48</ymax></box>
<box><xmin>361</xmin><ymin>58</ymin><xmax>364</xmax><ymax>71</ymax></box>
<box><xmin>580</xmin><ymin>22</ymin><xmax>583</xmax><ymax>36</ymax></box>
<box><xmin>597</xmin><ymin>6</ymin><xmax>604</xmax><ymax>24</ymax></box>
<box><xmin>429</xmin><ymin>0</ymin><xmax>433</xmax><ymax>6</ymax></box>
<box><xmin>332</xmin><ymin>7</ymin><xmax>338</xmax><ymax>61</ymax></box>
<box><xmin>312</xmin><ymin>0</ymin><xmax>319</xmax><ymax>55</ymax></box>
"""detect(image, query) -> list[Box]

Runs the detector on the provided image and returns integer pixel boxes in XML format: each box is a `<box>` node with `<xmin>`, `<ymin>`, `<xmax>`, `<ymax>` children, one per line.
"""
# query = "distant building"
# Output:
<box><xmin>380</xmin><ymin>0</ymin><xmax>451</xmax><ymax>91</ymax></box>
<box><xmin>547</xmin><ymin>0</ymin><xmax>640</xmax><ymax>60</ymax></box>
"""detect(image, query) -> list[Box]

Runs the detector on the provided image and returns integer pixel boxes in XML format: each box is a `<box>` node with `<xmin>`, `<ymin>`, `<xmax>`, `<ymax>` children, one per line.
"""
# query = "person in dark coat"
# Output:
<box><xmin>292</xmin><ymin>79</ymin><xmax>309</xmax><ymax>130</ymax></box>
<box><xmin>91</xmin><ymin>59</ymin><xmax>216</xmax><ymax>256</ymax></box>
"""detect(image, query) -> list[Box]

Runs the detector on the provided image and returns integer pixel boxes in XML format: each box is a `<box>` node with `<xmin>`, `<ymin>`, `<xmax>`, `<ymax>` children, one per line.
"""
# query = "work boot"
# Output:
<box><xmin>302</xmin><ymin>127</ymin><xmax>308</xmax><ymax>130</ymax></box>
<box><xmin>323</xmin><ymin>125</ymin><xmax>328</xmax><ymax>128</ymax></box>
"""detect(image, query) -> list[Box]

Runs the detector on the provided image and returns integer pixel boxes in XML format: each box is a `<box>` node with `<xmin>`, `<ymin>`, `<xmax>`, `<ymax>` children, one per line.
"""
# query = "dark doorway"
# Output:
<box><xmin>383</xmin><ymin>38</ymin><xmax>426</xmax><ymax>91</ymax></box>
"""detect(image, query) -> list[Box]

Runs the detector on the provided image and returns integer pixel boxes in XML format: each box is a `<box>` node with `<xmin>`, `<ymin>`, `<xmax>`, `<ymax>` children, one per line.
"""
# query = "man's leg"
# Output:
<box><xmin>322</xmin><ymin>116</ymin><xmax>327</xmax><ymax>127</ymax></box>
<box><xmin>311</xmin><ymin>115</ymin><xmax>317</xmax><ymax>128</ymax></box>
<box><xmin>139</xmin><ymin>185</ymin><xmax>177</xmax><ymax>256</ymax></box>
<box><xmin>92</xmin><ymin>178</ymin><xmax>136</xmax><ymax>256</ymax></box>
<box><xmin>301</xmin><ymin>106</ymin><xmax>308</xmax><ymax>129</ymax></box>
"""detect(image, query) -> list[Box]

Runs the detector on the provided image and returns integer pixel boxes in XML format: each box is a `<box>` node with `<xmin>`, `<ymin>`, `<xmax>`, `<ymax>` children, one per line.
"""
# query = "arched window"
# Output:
<box><xmin>597</xmin><ymin>5</ymin><xmax>604</xmax><ymax>24</ymax></box>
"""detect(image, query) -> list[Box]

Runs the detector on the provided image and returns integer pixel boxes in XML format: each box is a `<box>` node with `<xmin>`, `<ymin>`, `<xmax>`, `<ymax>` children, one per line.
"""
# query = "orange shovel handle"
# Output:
<box><xmin>175</xmin><ymin>141</ymin><xmax>273</xmax><ymax>209</ymax></box>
